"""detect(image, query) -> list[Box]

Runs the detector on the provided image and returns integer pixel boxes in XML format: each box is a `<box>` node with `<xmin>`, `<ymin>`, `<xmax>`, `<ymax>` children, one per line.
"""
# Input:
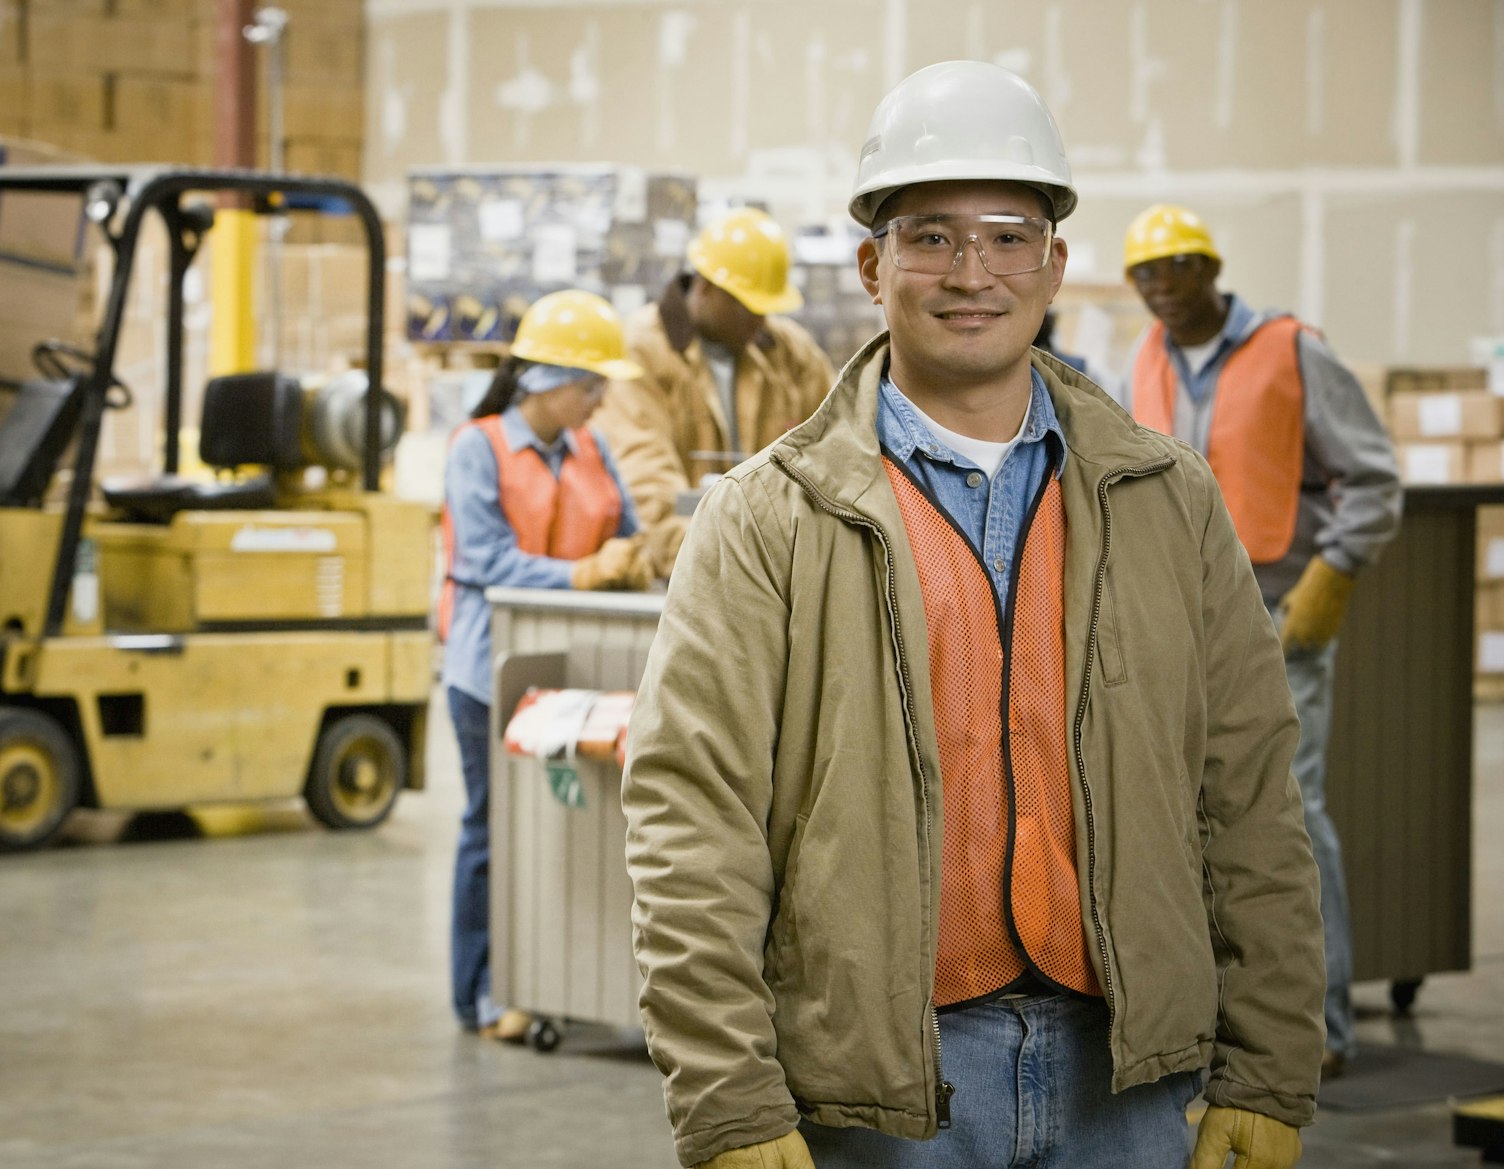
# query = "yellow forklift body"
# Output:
<box><xmin>24</xmin><ymin>629</ymin><xmax>431</xmax><ymax>808</ymax></box>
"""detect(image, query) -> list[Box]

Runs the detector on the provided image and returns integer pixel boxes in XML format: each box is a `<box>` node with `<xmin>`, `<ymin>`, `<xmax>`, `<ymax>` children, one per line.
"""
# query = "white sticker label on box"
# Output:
<box><xmin>531</xmin><ymin>224</ymin><xmax>579</xmax><ymax>283</ymax></box>
<box><xmin>1418</xmin><ymin>393</ymin><xmax>1463</xmax><ymax>436</ymax></box>
<box><xmin>1485</xmin><ymin>537</ymin><xmax>1504</xmax><ymax>579</ymax></box>
<box><xmin>653</xmin><ymin>218</ymin><xmax>691</xmax><ymax>259</ymax></box>
<box><xmin>613</xmin><ymin>168</ymin><xmax>648</xmax><ymax>223</ymax></box>
<box><xmin>407</xmin><ymin>224</ymin><xmax>452</xmax><ymax>281</ymax></box>
<box><xmin>478</xmin><ymin>198</ymin><xmax>525</xmax><ymax>241</ymax></box>
<box><xmin>231</xmin><ymin>526</ymin><xmax>339</xmax><ymax>553</ymax></box>
<box><xmin>1480</xmin><ymin>631</ymin><xmax>1504</xmax><ymax>673</ymax></box>
<box><xmin>1403</xmin><ymin>445</ymin><xmax>1454</xmax><ymax>484</ymax></box>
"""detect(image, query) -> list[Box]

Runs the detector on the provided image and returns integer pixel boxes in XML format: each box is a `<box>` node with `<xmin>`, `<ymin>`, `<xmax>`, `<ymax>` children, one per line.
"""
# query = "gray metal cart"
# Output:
<box><xmin>485</xmin><ymin>587</ymin><xmax>663</xmax><ymax>1051</ymax></box>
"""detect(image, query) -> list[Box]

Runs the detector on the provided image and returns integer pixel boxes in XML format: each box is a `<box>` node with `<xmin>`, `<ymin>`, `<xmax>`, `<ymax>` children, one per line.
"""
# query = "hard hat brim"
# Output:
<box><xmin>850</xmin><ymin>164</ymin><xmax>1077</xmax><ymax>227</ymax></box>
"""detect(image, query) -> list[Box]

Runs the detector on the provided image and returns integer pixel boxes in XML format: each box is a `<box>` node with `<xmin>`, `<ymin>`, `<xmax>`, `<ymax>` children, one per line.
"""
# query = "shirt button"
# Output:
<box><xmin>966</xmin><ymin>471</ymin><xmax>983</xmax><ymax>488</ymax></box>
<box><xmin>993</xmin><ymin>557</ymin><xmax>1005</xmax><ymax>571</ymax></box>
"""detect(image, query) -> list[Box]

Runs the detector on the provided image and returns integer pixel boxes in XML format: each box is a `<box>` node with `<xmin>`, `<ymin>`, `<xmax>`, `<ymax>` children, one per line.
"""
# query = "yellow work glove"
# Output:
<box><xmin>1191</xmin><ymin>1105</ymin><xmax>1302</xmax><ymax>1169</ymax></box>
<box><xmin>569</xmin><ymin>537</ymin><xmax>651</xmax><ymax>591</ymax></box>
<box><xmin>1277</xmin><ymin>556</ymin><xmax>1354</xmax><ymax>655</ymax></box>
<box><xmin>693</xmin><ymin>1130</ymin><xmax>815</xmax><ymax>1169</ymax></box>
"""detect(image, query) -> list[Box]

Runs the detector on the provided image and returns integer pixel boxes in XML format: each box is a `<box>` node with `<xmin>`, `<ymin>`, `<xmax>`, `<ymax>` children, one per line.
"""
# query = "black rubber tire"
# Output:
<box><xmin>0</xmin><ymin>707</ymin><xmax>82</xmax><ymax>851</ymax></box>
<box><xmin>1390</xmin><ymin>977</ymin><xmax>1423</xmax><ymax>1014</ymax></box>
<box><xmin>304</xmin><ymin>713</ymin><xmax>405</xmax><ymax>830</ymax></box>
<box><xmin>529</xmin><ymin>1018</ymin><xmax>561</xmax><ymax>1053</ymax></box>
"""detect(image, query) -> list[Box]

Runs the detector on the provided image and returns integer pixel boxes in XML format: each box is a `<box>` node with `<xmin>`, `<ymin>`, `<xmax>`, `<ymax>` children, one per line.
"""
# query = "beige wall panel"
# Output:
<box><xmin>367</xmin><ymin>12</ymin><xmax>451</xmax><ymax>181</ymax></box>
<box><xmin>1323</xmin><ymin>191</ymin><xmax>1504</xmax><ymax>364</ymax></box>
<box><xmin>1418</xmin><ymin>0</ymin><xmax>1504</xmax><ymax>165</ymax></box>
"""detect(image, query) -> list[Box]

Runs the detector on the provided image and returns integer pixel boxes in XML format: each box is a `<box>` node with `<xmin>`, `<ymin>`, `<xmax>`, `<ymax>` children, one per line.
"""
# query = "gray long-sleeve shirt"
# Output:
<box><xmin>1118</xmin><ymin>294</ymin><xmax>1403</xmax><ymax>601</ymax></box>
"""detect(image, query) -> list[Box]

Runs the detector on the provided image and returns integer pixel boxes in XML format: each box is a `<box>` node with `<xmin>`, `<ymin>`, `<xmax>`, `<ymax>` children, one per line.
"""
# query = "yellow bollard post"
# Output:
<box><xmin>209</xmin><ymin>207</ymin><xmax>258</xmax><ymax>376</ymax></box>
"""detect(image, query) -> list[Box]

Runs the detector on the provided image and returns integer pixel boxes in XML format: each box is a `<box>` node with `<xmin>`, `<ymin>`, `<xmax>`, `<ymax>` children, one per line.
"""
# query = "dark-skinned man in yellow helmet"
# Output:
<box><xmin>1119</xmin><ymin>204</ymin><xmax>1402</xmax><ymax>1083</ymax></box>
<box><xmin>624</xmin><ymin>62</ymin><xmax>1327</xmax><ymax>1169</ymax></box>
<box><xmin>593</xmin><ymin>207</ymin><xmax>835</xmax><ymax>576</ymax></box>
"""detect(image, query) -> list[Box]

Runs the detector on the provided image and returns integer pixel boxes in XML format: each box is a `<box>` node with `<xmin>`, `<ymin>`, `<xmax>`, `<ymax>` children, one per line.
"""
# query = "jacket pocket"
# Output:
<box><xmin>1096</xmin><ymin>572</ymin><xmax>1129</xmax><ymax>687</ymax></box>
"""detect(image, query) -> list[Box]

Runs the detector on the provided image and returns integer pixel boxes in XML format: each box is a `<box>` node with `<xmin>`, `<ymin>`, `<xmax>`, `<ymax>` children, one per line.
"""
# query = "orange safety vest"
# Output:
<box><xmin>1132</xmin><ymin>317</ymin><xmax>1307</xmax><ymax>564</ymax></box>
<box><xmin>437</xmin><ymin>417</ymin><xmax>623</xmax><ymax>641</ymax></box>
<box><xmin>884</xmin><ymin>459</ymin><xmax>1101</xmax><ymax>1006</ymax></box>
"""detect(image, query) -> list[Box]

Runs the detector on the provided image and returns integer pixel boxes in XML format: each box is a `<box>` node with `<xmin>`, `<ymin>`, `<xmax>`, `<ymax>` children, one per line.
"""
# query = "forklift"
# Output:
<box><xmin>0</xmin><ymin>167</ymin><xmax>433</xmax><ymax>850</ymax></box>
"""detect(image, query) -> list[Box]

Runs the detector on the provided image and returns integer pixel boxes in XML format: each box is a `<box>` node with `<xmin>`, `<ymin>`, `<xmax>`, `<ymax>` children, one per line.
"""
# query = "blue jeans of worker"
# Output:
<box><xmin>800</xmin><ymin>994</ymin><xmax>1200</xmax><ymax>1169</ymax></box>
<box><xmin>448</xmin><ymin>686</ymin><xmax>501</xmax><ymax>1030</ymax></box>
<box><xmin>1280</xmin><ymin>631</ymin><xmax>1356</xmax><ymax>1059</ymax></box>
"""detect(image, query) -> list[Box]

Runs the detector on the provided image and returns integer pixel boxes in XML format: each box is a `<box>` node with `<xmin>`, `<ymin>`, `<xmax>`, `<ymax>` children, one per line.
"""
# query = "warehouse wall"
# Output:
<box><xmin>365</xmin><ymin>0</ymin><xmax>1504</xmax><ymax>367</ymax></box>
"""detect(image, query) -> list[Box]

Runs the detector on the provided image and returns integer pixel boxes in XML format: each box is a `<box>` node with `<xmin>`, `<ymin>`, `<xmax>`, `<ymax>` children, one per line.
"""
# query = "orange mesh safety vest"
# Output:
<box><xmin>1132</xmin><ymin>317</ymin><xmax>1307</xmax><ymax>564</ymax></box>
<box><xmin>437</xmin><ymin>417</ymin><xmax>622</xmax><ymax>641</ymax></box>
<box><xmin>884</xmin><ymin>459</ymin><xmax>1101</xmax><ymax>1006</ymax></box>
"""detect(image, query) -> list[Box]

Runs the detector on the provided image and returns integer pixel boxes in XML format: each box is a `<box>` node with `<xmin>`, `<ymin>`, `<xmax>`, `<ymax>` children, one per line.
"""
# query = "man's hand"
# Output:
<box><xmin>569</xmin><ymin>537</ymin><xmax>652</xmax><ymax>591</ymax></box>
<box><xmin>692</xmin><ymin>1130</ymin><xmax>815</xmax><ymax>1169</ymax></box>
<box><xmin>1277</xmin><ymin>556</ymin><xmax>1354</xmax><ymax>655</ymax></box>
<box><xmin>1191</xmin><ymin>1105</ymin><xmax>1302</xmax><ymax>1169</ymax></box>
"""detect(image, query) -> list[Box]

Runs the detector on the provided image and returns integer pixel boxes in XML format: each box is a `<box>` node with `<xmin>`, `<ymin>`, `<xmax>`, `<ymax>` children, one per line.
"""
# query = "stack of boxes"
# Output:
<box><xmin>404</xmin><ymin>167</ymin><xmax>698</xmax><ymax>345</ymax></box>
<box><xmin>1386</xmin><ymin>368</ymin><xmax>1504</xmax><ymax>485</ymax></box>
<box><xmin>788</xmin><ymin>229</ymin><xmax>884</xmax><ymax>371</ymax></box>
<box><xmin>0</xmin><ymin>0</ymin><xmax>363</xmax><ymax>179</ymax></box>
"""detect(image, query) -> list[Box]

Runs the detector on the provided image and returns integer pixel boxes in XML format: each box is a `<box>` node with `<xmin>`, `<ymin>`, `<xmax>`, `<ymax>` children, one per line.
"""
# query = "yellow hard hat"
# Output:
<box><xmin>509</xmin><ymin>290</ymin><xmax>643</xmax><ymax>380</ymax></box>
<box><xmin>1123</xmin><ymin>204</ymin><xmax>1221</xmax><ymax>273</ymax></box>
<box><xmin>687</xmin><ymin>208</ymin><xmax>803</xmax><ymax>316</ymax></box>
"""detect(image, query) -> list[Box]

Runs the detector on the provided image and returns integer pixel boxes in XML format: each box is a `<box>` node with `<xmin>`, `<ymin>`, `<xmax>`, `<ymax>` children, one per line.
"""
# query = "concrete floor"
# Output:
<box><xmin>2</xmin><ymin>698</ymin><xmax>1500</xmax><ymax>1169</ymax></box>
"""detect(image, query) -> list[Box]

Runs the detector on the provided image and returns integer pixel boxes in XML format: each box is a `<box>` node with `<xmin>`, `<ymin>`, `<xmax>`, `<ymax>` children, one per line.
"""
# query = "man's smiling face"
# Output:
<box><xmin>859</xmin><ymin>179</ymin><xmax>1067</xmax><ymax>394</ymax></box>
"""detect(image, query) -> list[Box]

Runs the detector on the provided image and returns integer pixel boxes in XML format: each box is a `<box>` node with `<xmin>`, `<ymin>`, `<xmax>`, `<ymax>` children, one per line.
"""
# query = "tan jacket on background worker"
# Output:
<box><xmin>594</xmin><ymin>209</ymin><xmax>835</xmax><ymax>572</ymax></box>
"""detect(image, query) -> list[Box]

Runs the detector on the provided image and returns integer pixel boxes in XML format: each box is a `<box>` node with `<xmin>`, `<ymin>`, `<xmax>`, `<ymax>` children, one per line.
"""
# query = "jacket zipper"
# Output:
<box><xmin>1072</xmin><ymin>456</ymin><xmax>1174</xmax><ymax>1044</ymax></box>
<box><xmin>773</xmin><ymin>455</ymin><xmax>953</xmax><ymax>1129</ymax></box>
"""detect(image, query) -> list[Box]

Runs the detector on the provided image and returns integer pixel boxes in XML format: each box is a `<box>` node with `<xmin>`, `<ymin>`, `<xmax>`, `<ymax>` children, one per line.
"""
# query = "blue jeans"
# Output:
<box><xmin>800</xmin><ymin>994</ymin><xmax>1199</xmax><ymax>1169</ymax></box>
<box><xmin>1282</xmin><ymin>635</ymin><xmax>1355</xmax><ymax>1058</ymax></box>
<box><xmin>448</xmin><ymin>686</ymin><xmax>501</xmax><ymax>1030</ymax></box>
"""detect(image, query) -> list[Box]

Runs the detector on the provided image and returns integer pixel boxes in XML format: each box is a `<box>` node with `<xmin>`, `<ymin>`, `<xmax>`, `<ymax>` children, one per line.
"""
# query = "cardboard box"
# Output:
<box><xmin>1478</xmin><ymin>582</ymin><xmax>1504</xmax><ymax>631</ymax></box>
<box><xmin>0</xmin><ymin>256</ymin><xmax>93</xmax><ymax>386</ymax></box>
<box><xmin>26</xmin><ymin>73</ymin><xmax>108</xmax><ymax>133</ymax></box>
<box><xmin>282</xmin><ymin>137</ymin><xmax>362</xmax><ymax>182</ymax></box>
<box><xmin>1467</xmin><ymin>441</ymin><xmax>1504</xmax><ymax>485</ymax></box>
<box><xmin>107</xmin><ymin>76</ymin><xmax>211</xmax><ymax>162</ymax></box>
<box><xmin>1389</xmin><ymin>390</ymin><xmax>1504</xmax><ymax>441</ymax></box>
<box><xmin>1385</xmin><ymin>366</ymin><xmax>1490</xmax><ymax>395</ymax></box>
<box><xmin>1478</xmin><ymin>629</ymin><xmax>1504</xmax><ymax>675</ymax></box>
<box><xmin>29</xmin><ymin>13</ymin><xmax>195</xmax><ymax>77</ymax></box>
<box><xmin>285</xmin><ymin>17</ymin><xmax>363</xmax><ymax>85</ymax></box>
<box><xmin>0</xmin><ymin>2</ymin><xmax>22</xmax><ymax>69</ymax></box>
<box><xmin>0</xmin><ymin>139</ymin><xmax>88</xmax><ymax>268</ymax></box>
<box><xmin>273</xmin><ymin>85</ymin><xmax>363</xmax><ymax>142</ymax></box>
<box><xmin>1480</xmin><ymin>507</ymin><xmax>1504</xmax><ymax>581</ymax></box>
<box><xmin>1396</xmin><ymin>441</ymin><xmax>1468</xmax><ymax>485</ymax></box>
<box><xmin>0</xmin><ymin>68</ymin><xmax>25</xmax><ymax>137</ymax></box>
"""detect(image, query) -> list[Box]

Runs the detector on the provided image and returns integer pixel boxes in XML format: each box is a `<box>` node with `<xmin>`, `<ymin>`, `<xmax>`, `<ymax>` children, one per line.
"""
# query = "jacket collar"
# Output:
<box><xmin>771</xmin><ymin>335</ymin><xmax>1177</xmax><ymax>519</ymax></box>
<box><xmin>657</xmin><ymin>273</ymin><xmax>777</xmax><ymax>356</ymax></box>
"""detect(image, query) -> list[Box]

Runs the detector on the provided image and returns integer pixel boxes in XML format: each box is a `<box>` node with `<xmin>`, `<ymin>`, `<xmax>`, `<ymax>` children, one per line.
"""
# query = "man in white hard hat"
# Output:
<box><xmin>593</xmin><ymin>207</ymin><xmax>835</xmax><ymax>575</ymax></box>
<box><xmin>1120</xmin><ymin>204</ymin><xmax>1402</xmax><ymax>1082</ymax></box>
<box><xmin>624</xmin><ymin>61</ymin><xmax>1323</xmax><ymax>1169</ymax></box>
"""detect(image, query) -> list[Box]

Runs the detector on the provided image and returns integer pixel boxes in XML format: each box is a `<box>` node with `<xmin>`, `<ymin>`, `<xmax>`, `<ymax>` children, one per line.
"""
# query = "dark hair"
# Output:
<box><xmin>471</xmin><ymin>357</ymin><xmax>526</xmax><ymax>419</ymax></box>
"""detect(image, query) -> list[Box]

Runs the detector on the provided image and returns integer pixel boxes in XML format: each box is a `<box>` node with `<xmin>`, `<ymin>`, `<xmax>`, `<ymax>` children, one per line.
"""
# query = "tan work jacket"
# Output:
<box><xmin>593</xmin><ymin>276</ymin><xmax>835</xmax><ymax>563</ymax></box>
<box><xmin>622</xmin><ymin>338</ymin><xmax>1325</xmax><ymax>1167</ymax></box>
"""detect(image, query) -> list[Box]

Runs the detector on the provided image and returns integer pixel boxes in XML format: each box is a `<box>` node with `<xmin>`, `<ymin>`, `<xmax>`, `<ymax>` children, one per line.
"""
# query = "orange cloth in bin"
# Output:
<box><xmin>503</xmin><ymin>688</ymin><xmax>635</xmax><ymax>767</ymax></box>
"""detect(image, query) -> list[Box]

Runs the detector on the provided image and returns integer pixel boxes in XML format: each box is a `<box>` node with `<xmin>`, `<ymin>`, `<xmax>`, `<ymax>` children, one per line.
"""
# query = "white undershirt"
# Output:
<box><xmin>1177</xmin><ymin>337</ymin><xmax>1221</xmax><ymax>375</ymax></box>
<box><xmin>902</xmin><ymin>392</ymin><xmax>1031</xmax><ymax>481</ymax></box>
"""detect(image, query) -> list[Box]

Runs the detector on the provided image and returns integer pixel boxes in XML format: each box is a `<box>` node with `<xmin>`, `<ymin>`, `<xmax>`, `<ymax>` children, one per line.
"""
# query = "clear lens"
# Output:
<box><xmin>881</xmin><ymin>214</ymin><xmax>1053</xmax><ymax>277</ymax></box>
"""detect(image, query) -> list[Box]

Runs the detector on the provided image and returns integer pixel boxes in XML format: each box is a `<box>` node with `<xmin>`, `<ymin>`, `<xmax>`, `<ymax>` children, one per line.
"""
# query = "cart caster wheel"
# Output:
<box><xmin>1390</xmin><ymin>978</ymin><xmax>1423</xmax><ymax>1014</ymax></box>
<box><xmin>528</xmin><ymin>1018</ymin><xmax>561</xmax><ymax>1053</ymax></box>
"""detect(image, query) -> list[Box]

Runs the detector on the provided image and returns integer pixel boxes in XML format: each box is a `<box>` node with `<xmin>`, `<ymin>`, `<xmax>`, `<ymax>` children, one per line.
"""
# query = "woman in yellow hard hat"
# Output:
<box><xmin>437</xmin><ymin>289</ymin><xmax>650</xmax><ymax>1042</ymax></box>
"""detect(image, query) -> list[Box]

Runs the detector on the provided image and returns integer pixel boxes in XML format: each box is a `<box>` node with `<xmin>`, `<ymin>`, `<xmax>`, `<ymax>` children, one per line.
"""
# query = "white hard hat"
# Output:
<box><xmin>849</xmin><ymin>60</ymin><xmax>1077</xmax><ymax>228</ymax></box>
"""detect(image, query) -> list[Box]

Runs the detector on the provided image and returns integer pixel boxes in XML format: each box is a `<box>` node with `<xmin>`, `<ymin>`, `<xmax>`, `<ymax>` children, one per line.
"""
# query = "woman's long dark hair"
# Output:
<box><xmin>471</xmin><ymin>357</ymin><xmax>527</xmax><ymax>419</ymax></box>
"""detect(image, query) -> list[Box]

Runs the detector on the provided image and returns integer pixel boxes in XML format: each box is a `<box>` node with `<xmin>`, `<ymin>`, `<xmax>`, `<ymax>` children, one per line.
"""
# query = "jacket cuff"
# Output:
<box><xmin>1202</xmin><ymin>1072</ymin><xmax>1316</xmax><ymax>1128</ymax></box>
<box><xmin>674</xmin><ymin>1103</ymin><xmax>801</xmax><ymax>1168</ymax></box>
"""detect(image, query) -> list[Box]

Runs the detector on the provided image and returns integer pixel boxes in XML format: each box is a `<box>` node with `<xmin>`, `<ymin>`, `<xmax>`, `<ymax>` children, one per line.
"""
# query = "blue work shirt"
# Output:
<box><xmin>877</xmin><ymin>369</ymin><xmax>1067</xmax><ymax>609</ymax></box>
<box><xmin>440</xmin><ymin>405</ymin><xmax>639</xmax><ymax>704</ymax></box>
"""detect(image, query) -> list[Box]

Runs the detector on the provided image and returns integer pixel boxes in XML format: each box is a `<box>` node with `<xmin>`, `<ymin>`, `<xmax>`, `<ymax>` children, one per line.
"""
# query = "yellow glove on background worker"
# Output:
<box><xmin>692</xmin><ymin>1130</ymin><xmax>815</xmax><ymax>1169</ymax></box>
<box><xmin>1191</xmin><ymin>1105</ymin><xmax>1302</xmax><ymax>1169</ymax></box>
<box><xmin>1278</xmin><ymin>556</ymin><xmax>1355</xmax><ymax>655</ymax></box>
<box><xmin>569</xmin><ymin>537</ymin><xmax>652</xmax><ymax>591</ymax></box>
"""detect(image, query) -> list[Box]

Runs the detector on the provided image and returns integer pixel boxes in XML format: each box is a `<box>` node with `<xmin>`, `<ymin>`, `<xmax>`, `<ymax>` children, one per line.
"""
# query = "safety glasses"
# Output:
<box><xmin>872</xmin><ymin>213</ymin><xmax>1055</xmax><ymax>278</ymax></box>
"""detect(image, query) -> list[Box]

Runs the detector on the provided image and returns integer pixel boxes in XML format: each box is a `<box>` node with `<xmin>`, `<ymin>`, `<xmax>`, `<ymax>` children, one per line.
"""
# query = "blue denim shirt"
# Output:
<box><xmin>1167</xmin><ymin>293</ymin><xmax>1258</xmax><ymax>404</ymax></box>
<box><xmin>878</xmin><ymin>369</ymin><xmax>1067</xmax><ymax>607</ymax></box>
<box><xmin>440</xmin><ymin>405</ymin><xmax>639</xmax><ymax>704</ymax></box>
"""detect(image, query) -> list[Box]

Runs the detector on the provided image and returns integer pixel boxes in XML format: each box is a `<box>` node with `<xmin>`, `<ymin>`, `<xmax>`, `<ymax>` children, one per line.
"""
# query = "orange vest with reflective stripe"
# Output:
<box><xmin>883</xmin><ymin>460</ymin><xmax>1101</xmax><ymax>1006</ymax></box>
<box><xmin>437</xmin><ymin>417</ymin><xmax>623</xmax><ymax>641</ymax></box>
<box><xmin>1132</xmin><ymin>317</ymin><xmax>1306</xmax><ymax>564</ymax></box>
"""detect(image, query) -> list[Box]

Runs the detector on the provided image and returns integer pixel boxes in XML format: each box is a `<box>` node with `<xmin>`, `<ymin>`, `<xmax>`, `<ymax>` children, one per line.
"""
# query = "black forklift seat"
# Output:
<box><xmin>0</xmin><ymin>377</ymin><xmax>88</xmax><ymax>508</ymax></box>
<box><xmin>102</xmin><ymin>373</ymin><xmax>305</xmax><ymax>523</ymax></box>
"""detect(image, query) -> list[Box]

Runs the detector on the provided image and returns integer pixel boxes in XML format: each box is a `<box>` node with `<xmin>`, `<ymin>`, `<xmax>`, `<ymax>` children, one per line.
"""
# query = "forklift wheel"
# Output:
<box><xmin>528</xmin><ymin>1018</ymin><xmax>561</xmax><ymax>1053</ymax></box>
<box><xmin>0</xmin><ymin>708</ymin><xmax>82</xmax><ymax>851</ymax></box>
<box><xmin>304</xmin><ymin>713</ymin><xmax>405</xmax><ymax>831</ymax></box>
